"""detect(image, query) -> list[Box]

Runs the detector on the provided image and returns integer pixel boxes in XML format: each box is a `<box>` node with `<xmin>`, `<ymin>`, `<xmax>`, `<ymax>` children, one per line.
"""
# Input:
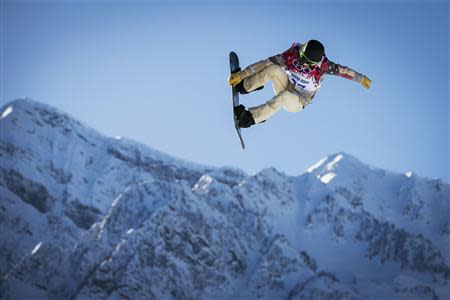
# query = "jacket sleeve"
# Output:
<box><xmin>240</xmin><ymin>58</ymin><xmax>274</xmax><ymax>79</ymax></box>
<box><xmin>240</xmin><ymin>43</ymin><xmax>300</xmax><ymax>78</ymax></box>
<box><xmin>325</xmin><ymin>59</ymin><xmax>364</xmax><ymax>83</ymax></box>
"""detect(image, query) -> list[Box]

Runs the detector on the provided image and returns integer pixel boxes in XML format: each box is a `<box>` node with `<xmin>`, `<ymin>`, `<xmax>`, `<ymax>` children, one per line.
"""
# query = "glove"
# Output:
<box><xmin>228</xmin><ymin>71</ymin><xmax>243</xmax><ymax>87</ymax></box>
<box><xmin>360</xmin><ymin>75</ymin><xmax>372</xmax><ymax>89</ymax></box>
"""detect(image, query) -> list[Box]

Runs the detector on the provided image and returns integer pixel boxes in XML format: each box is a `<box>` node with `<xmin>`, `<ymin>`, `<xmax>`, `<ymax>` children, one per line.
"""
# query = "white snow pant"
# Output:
<box><xmin>242</xmin><ymin>63</ymin><xmax>305</xmax><ymax>124</ymax></box>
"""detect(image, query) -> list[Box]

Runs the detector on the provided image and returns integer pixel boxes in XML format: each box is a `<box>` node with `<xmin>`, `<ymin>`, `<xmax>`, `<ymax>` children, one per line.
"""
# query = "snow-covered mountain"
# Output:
<box><xmin>0</xmin><ymin>98</ymin><xmax>449</xmax><ymax>300</ymax></box>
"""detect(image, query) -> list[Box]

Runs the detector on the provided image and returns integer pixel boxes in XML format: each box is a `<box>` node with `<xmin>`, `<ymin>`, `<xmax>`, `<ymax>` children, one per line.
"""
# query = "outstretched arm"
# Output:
<box><xmin>326</xmin><ymin>60</ymin><xmax>372</xmax><ymax>89</ymax></box>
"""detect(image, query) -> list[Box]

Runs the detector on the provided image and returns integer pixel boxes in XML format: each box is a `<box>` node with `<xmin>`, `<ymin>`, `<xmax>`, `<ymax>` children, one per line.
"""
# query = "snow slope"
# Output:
<box><xmin>0</xmin><ymin>98</ymin><xmax>449</xmax><ymax>299</ymax></box>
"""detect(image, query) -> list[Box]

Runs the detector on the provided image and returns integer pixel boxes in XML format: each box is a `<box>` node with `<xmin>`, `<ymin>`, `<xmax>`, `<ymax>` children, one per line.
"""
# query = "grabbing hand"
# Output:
<box><xmin>360</xmin><ymin>75</ymin><xmax>372</xmax><ymax>89</ymax></box>
<box><xmin>228</xmin><ymin>72</ymin><xmax>243</xmax><ymax>86</ymax></box>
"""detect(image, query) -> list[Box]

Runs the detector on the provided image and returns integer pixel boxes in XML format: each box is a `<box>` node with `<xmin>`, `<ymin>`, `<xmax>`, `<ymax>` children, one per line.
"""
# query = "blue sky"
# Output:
<box><xmin>2</xmin><ymin>0</ymin><xmax>449</xmax><ymax>181</ymax></box>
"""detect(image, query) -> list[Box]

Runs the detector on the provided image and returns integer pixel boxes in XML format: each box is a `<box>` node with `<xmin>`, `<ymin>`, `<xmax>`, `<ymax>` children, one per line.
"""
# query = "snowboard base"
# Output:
<box><xmin>229</xmin><ymin>51</ymin><xmax>245</xmax><ymax>149</ymax></box>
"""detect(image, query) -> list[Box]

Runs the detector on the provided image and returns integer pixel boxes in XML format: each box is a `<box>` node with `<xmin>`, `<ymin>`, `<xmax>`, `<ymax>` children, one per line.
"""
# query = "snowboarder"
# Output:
<box><xmin>228</xmin><ymin>40</ymin><xmax>372</xmax><ymax>128</ymax></box>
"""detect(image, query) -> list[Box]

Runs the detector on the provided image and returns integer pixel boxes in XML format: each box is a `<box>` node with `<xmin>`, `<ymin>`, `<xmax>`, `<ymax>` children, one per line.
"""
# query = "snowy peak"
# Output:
<box><xmin>303</xmin><ymin>152</ymin><xmax>450</xmax><ymax>264</ymax></box>
<box><xmin>306</xmin><ymin>152</ymin><xmax>373</xmax><ymax>185</ymax></box>
<box><xmin>0</xmin><ymin>98</ymin><xmax>213</xmax><ymax>204</ymax></box>
<box><xmin>0</xmin><ymin>98</ymin><xmax>206</xmax><ymax>171</ymax></box>
<box><xmin>1</xmin><ymin>98</ymin><xmax>101</xmax><ymax>143</ymax></box>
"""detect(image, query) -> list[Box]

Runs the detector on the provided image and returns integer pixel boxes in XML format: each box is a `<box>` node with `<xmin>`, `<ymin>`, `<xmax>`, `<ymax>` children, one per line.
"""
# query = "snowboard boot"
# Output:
<box><xmin>234</xmin><ymin>105</ymin><xmax>255</xmax><ymax>128</ymax></box>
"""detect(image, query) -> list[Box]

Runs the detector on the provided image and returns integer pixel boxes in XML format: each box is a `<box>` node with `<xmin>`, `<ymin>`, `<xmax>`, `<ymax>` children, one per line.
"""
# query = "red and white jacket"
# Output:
<box><xmin>270</xmin><ymin>43</ymin><xmax>364</xmax><ymax>103</ymax></box>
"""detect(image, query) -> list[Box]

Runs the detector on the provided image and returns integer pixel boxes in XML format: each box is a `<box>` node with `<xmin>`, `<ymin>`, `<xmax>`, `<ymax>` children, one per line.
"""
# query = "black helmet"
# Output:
<box><xmin>302</xmin><ymin>40</ymin><xmax>325</xmax><ymax>63</ymax></box>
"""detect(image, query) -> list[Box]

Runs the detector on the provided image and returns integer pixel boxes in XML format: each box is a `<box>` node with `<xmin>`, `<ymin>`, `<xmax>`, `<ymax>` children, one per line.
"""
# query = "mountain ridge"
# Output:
<box><xmin>0</xmin><ymin>98</ymin><xmax>449</xmax><ymax>299</ymax></box>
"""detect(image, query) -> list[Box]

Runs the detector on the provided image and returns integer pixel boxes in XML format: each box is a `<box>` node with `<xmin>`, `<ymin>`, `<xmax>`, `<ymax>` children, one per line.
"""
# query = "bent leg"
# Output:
<box><xmin>243</xmin><ymin>64</ymin><xmax>289</xmax><ymax>93</ymax></box>
<box><xmin>249</xmin><ymin>90</ymin><xmax>304</xmax><ymax>124</ymax></box>
<box><xmin>282</xmin><ymin>93</ymin><xmax>304</xmax><ymax>113</ymax></box>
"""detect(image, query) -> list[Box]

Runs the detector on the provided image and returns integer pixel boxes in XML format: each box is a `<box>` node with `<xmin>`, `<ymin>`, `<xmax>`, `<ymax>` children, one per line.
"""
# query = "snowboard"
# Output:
<box><xmin>229</xmin><ymin>51</ymin><xmax>246</xmax><ymax>149</ymax></box>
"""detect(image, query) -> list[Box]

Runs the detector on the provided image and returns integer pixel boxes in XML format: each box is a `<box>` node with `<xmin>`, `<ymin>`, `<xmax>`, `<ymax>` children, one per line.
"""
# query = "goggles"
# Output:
<box><xmin>299</xmin><ymin>50</ymin><xmax>319</xmax><ymax>66</ymax></box>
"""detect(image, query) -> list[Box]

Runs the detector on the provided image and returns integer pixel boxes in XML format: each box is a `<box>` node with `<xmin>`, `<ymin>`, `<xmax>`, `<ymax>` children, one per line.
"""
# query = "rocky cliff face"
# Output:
<box><xmin>0</xmin><ymin>99</ymin><xmax>449</xmax><ymax>299</ymax></box>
